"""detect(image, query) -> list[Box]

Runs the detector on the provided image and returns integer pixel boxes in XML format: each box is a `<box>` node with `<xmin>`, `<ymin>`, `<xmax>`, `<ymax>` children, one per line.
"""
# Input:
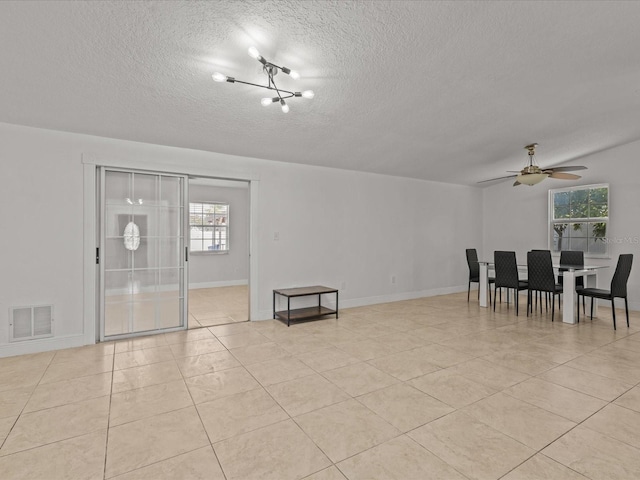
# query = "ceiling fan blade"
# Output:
<box><xmin>549</xmin><ymin>172</ymin><xmax>582</xmax><ymax>180</ymax></box>
<box><xmin>477</xmin><ymin>174</ymin><xmax>517</xmax><ymax>184</ymax></box>
<box><xmin>513</xmin><ymin>180</ymin><xmax>521</xmax><ymax>186</ymax></box>
<box><xmin>546</xmin><ymin>165</ymin><xmax>587</xmax><ymax>172</ymax></box>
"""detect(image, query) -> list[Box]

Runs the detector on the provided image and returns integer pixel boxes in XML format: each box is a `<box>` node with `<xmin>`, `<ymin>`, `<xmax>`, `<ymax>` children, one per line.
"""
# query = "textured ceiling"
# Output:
<box><xmin>2</xmin><ymin>0</ymin><xmax>640</xmax><ymax>186</ymax></box>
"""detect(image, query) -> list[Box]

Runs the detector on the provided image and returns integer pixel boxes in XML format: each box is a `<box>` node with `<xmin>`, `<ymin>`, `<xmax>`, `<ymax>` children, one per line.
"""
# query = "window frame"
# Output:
<box><xmin>189</xmin><ymin>201</ymin><xmax>230</xmax><ymax>254</ymax></box>
<box><xmin>548</xmin><ymin>183</ymin><xmax>609</xmax><ymax>259</ymax></box>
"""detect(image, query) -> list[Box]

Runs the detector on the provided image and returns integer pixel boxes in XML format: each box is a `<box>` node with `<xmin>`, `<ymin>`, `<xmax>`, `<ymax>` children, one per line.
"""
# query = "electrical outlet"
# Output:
<box><xmin>391</xmin><ymin>275</ymin><xmax>397</xmax><ymax>284</ymax></box>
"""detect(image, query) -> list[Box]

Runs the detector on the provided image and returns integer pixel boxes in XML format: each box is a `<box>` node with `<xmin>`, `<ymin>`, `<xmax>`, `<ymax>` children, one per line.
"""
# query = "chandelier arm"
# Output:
<box><xmin>231</xmin><ymin>78</ymin><xmax>295</xmax><ymax>96</ymax></box>
<box><xmin>269</xmin><ymin>75</ymin><xmax>285</xmax><ymax>102</ymax></box>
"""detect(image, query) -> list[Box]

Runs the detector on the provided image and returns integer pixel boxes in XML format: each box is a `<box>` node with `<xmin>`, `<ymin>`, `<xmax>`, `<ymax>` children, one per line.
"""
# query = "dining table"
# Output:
<box><xmin>477</xmin><ymin>261</ymin><xmax>609</xmax><ymax>324</ymax></box>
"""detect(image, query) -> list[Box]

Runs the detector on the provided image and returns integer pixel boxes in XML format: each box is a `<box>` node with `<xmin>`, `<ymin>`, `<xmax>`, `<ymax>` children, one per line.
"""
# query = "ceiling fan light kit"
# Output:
<box><xmin>212</xmin><ymin>47</ymin><xmax>314</xmax><ymax>113</ymax></box>
<box><xmin>516</xmin><ymin>172</ymin><xmax>548</xmax><ymax>186</ymax></box>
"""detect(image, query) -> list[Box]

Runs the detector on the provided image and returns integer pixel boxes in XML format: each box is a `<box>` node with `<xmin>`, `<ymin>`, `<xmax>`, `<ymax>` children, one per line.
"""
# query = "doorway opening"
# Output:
<box><xmin>187</xmin><ymin>177</ymin><xmax>250</xmax><ymax>329</ymax></box>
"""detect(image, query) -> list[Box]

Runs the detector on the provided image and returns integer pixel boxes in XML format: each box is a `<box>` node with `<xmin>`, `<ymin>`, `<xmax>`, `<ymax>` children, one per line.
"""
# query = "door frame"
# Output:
<box><xmin>82</xmin><ymin>154</ymin><xmax>260</xmax><ymax>345</ymax></box>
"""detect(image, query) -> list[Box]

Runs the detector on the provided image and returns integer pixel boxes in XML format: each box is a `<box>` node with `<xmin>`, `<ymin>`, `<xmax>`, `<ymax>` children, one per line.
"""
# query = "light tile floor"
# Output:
<box><xmin>2</xmin><ymin>292</ymin><xmax>640</xmax><ymax>479</ymax></box>
<box><xmin>188</xmin><ymin>285</ymin><xmax>248</xmax><ymax>328</ymax></box>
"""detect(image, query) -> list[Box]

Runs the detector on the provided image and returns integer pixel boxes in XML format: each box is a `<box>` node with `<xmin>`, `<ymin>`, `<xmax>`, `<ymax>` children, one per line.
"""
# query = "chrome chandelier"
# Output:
<box><xmin>212</xmin><ymin>47</ymin><xmax>314</xmax><ymax>113</ymax></box>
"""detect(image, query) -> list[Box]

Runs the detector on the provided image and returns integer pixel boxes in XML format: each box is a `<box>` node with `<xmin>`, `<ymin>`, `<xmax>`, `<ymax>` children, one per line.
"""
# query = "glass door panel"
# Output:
<box><xmin>101</xmin><ymin>169</ymin><xmax>187</xmax><ymax>340</ymax></box>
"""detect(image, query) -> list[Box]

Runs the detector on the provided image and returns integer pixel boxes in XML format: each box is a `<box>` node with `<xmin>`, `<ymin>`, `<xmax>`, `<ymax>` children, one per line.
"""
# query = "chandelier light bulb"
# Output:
<box><xmin>280</xmin><ymin>99</ymin><xmax>289</xmax><ymax>113</ymax></box>
<box><xmin>301</xmin><ymin>90</ymin><xmax>315</xmax><ymax>99</ymax></box>
<box><xmin>289</xmin><ymin>70</ymin><xmax>300</xmax><ymax>80</ymax></box>
<box><xmin>212</xmin><ymin>72</ymin><xmax>227</xmax><ymax>82</ymax></box>
<box><xmin>261</xmin><ymin>97</ymin><xmax>275</xmax><ymax>107</ymax></box>
<box><xmin>248</xmin><ymin>46</ymin><xmax>261</xmax><ymax>59</ymax></box>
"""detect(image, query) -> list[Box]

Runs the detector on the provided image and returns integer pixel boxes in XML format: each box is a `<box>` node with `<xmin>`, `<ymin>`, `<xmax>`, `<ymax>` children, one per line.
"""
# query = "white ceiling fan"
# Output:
<box><xmin>479</xmin><ymin>143</ymin><xmax>587</xmax><ymax>186</ymax></box>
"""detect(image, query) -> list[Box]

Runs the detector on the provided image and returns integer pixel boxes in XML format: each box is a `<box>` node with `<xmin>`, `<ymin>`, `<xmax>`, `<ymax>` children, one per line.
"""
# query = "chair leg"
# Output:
<box><xmin>551</xmin><ymin>293</ymin><xmax>555</xmax><ymax>322</ymax></box>
<box><xmin>612</xmin><ymin>299</ymin><xmax>617</xmax><ymax>330</ymax></box>
<box><xmin>477</xmin><ymin>284</ymin><xmax>480</xmax><ymax>300</ymax></box>
<box><xmin>489</xmin><ymin>283</ymin><xmax>492</xmax><ymax>306</ymax></box>
<box><xmin>582</xmin><ymin>296</ymin><xmax>585</xmax><ymax>314</ymax></box>
<box><xmin>545</xmin><ymin>292</ymin><xmax>548</xmax><ymax>312</ymax></box>
<box><xmin>468</xmin><ymin>281</ymin><xmax>471</xmax><ymax>302</ymax></box>
<box><xmin>516</xmin><ymin>290</ymin><xmax>519</xmax><ymax>316</ymax></box>
<box><xmin>576</xmin><ymin>293</ymin><xmax>580</xmax><ymax>323</ymax></box>
<box><xmin>527</xmin><ymin>290</ymin><xmax>530</xmax><ymax>317</ymax></box>
<box><xmin>494</xmin><ymin>287</ymin><xmax>497</xmax><ymax>312</ymax></box>
<box><xmin>590</xmin><ymin>297</ymin><xmax>594</xmax><ymax>320</ymax></box>
<box><xmin>625</xmin><ymin>297</ymin><xmax>630</xmax><ymax>328</ymax></box>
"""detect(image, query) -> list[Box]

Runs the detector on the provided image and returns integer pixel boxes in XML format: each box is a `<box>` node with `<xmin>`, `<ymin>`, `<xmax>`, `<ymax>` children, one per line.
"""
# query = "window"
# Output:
<box><xmin>189</xmin><ymin>202</ymin><xmax>229</xmax><ymax>252</ymax></box>
<box><xmin>549</xmin><ymin>184</ymin><xmax>608</xmax><ymax>257</ymax></box>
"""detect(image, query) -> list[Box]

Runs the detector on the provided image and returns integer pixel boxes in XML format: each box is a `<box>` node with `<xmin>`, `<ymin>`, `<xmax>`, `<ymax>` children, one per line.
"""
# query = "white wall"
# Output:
<box><xmin>188</xmin><ymin>183</ymin><xmax>249</xmax><ymax>287</ymax></box>
<box><xmin>0</xmin><ymin>122</ymin><xmax>483</xmax><ymax>357</ymax></box>
<box><xmin>482</xmin><ymin>139</ymin><xmax>640</xmax><ymax>310</ymax></box>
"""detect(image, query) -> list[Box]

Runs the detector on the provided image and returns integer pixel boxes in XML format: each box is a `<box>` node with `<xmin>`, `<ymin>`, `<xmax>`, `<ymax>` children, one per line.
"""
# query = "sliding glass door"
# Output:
<box><xmin>100</xmin><ymin>168</ymin><xmax>188</xmax><ymax>340</ymax></box>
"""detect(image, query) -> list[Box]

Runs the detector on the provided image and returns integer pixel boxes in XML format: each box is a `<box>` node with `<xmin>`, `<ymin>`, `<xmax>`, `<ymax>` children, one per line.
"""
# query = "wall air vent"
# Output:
<box><xmin>9</xmin><ymin>305</ymin><xmax>54</xmax><ymax>342</ymax></box>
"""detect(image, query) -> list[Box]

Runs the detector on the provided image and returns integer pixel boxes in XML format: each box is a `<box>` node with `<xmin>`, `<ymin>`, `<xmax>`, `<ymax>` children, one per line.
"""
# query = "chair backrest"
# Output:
<box><xmin>611</xmin><ymin>254</ymin><xmax>633</xmax><ymax>297</ymax></box>
<box><xmin>559</xmin><ymin>250</ymin><xmax>584</xmax><ymax>287</ymax></box>
<box><xmin>466</xmin><ymin>249</ymin><xmax>479</xmax><ymax>280</ymax></box>
<box><xmin>527</xmin><ymin>250</ymin><xmax>556</xmax><ymax>292</ymax></box>
<box><xmin>560</xmin><ymin>250</ymin><xmax>584</xmax><ymax>266</ymax></box>
<box><xmin>494</xmin><ymin>251</ymin><xmax>519</xmax><ymax>288</ymax></box>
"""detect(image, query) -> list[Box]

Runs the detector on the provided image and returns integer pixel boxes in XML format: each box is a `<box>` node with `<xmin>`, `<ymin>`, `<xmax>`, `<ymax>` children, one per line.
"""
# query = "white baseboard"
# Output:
<box><xmin>0</xmin><ymin>334</ymin><xmax>87</xmax><ymax>359</ymax></box>
<box><xmin>189</xmin><ymin>279</ymin><xmax>248</xmax><ymax>290</ymax></box>
<box><xmin>255</xmin><ymin>285</ymin><xmax>468</xmax><ymax>321</ymax></box>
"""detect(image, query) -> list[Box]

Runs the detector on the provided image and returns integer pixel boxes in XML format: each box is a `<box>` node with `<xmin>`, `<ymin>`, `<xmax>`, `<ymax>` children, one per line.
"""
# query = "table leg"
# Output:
<box><xmin>273</xmin><ymin>291</ymin><xmax>276</xmax><ymax>319</ymax></box>
<box><xmin>562</xmin><ymin>271</ymin><xmax>576</xmax><ymax>324</ymax></box>
<box><xmin>336</xmin><ymin>291</ymin><xmax>339</xmax><ymax>319</ymax></box>
<box><xmin>586</xmin><ymin>270</ymin><xmax>599</xmax><ymax>317</ymax></box>
<box><xmin>479</xmin><ymin>263</ymin><xmax>489</xmax><ymax>308</ymax></box>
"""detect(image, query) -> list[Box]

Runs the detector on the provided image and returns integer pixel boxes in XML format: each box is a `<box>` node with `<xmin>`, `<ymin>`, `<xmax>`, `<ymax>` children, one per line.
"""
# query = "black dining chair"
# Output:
<box><xmin>493</xmin><ymin>251</ymin><xmax>528</xmax><ymax>315</ymax></box>
<box><xmin>559</xmin><ymin>250</ymin><xmax>585</xmax><ymax>314</ymax></box>
<box><xmin>527</xmin><ymin>250</ymin><xmax>563</xmax><ymax>321</ymax></box>
<box><xmin>466</xmin><ymin>248</ymin><xmax>494</xmax><ymax>303</ymax></box>
<box><xmin>531</xmin><ymin>249</ymin><xmax>553</xmax><ymax>311</ymax></box>
<box><xmin>577</xmin><ymin>254</ymin><xmax>633</xmax><ymax>330</ymax></box>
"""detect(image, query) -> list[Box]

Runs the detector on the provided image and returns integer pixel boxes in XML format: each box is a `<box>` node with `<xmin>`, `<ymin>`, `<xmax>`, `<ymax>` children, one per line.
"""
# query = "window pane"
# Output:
<box><xmin>552</xmin><ymin>223</ymin><xmax>570</xmax><ymax>251</ymax></box>
<box><xmin>568</xmin><ymin>223</ymin><xmax>587</xmax><ymax>239</ymax></box>
<box><xmin>201</xmin><ymin>226</ymin><xmax>214</xmax><ymax>250</ymax></box>
<box><xmin>589</xmin><ymin>187</ymin><xmax>608</xmax><ymax>204</ymax></box>
<box><xmin>570</xmin><ymin>202</ymin><xmax>589</xmax><ymax>219</ymax></box>
<box><xmin>588</xmin><ymin>237</ymin><xmax>607</xmax><ymax>255</ymax></box>
<box><xmin>588</xmin><ymin>222</ymin><xmax>607</xmax><ymax>240</ymax></box>
<box><xmin>554</xmin><ymin>205</ymin><xmax>570</xmax><ymax>219</ymax></box>
<box><xmin>570</xmin><ymin>189</ymin><xmax>589</xmax><ymax>205</ymax></box>
<box><xmin>589</xmin><ymin>203</ymin><xmax>608</xmax><ymax>218</ymax></box>
<box><xmin>212</xmin><ymin>226</ymin><xmax>227</xmax><ymax>250</ymax></box>
<box><xmin>554</xmin><ymin>191</ymin><xmax>570</xmax><ymax>206</ymax></box>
